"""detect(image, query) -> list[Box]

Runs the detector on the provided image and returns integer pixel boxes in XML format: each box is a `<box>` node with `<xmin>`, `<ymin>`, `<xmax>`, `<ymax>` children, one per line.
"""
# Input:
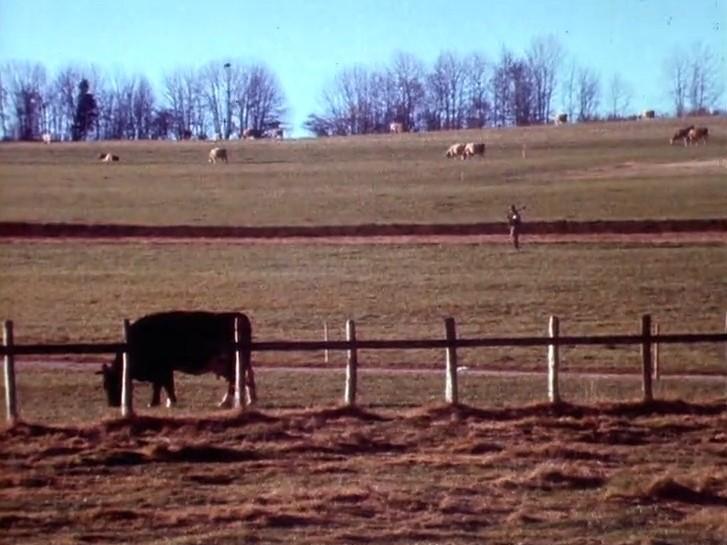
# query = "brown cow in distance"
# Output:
<box><xmin>687</xmin><ymin>127</ymin><xmax>708</xmax><ymax>146</ymax></box>
<box><xmin>670</xmin><ymin>125</ymin><xmax>694</xmax><ymax>146</ymax></box>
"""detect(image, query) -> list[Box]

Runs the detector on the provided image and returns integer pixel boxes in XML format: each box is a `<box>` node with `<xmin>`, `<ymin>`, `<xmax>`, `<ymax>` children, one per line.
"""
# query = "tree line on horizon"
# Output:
<box><xmin>0</xmin><ymin>36</ymin><xmax>722</xmax><ymax>141</ymax></box>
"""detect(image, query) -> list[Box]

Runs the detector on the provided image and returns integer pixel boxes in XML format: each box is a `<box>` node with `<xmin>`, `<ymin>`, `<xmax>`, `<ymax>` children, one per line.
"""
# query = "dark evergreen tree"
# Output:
<box><xmin>72</xmin><ymin>79</ymin><xmax>98</xmax><ymax>141</ymax></box>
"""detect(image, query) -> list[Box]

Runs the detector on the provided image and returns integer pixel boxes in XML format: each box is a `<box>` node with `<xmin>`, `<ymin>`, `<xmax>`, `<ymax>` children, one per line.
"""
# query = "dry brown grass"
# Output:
<box><xmin>1</xmin><ymin>402</ymin><xmax>725</xmax><ymax>545</ymax></box>
<box><xmin>1</xmin><ymin>116</ymin><xmax>726</xmax><ymax>226</ymax></box>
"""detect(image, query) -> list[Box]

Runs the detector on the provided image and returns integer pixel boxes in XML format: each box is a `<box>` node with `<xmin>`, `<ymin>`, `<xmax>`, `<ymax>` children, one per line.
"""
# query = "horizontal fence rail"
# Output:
<box><xmin>3</xmin><ymin>333</ymin><xmax>727</xmax><ymax>356</ymax></box>
<box><xmin>3</xmin><ymin>314</ymin><xmax>727</xmax><ymax>424</ymax></box>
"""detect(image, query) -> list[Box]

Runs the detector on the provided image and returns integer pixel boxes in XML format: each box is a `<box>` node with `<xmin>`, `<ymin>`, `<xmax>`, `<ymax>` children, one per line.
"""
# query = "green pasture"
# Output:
<box><xmin>1</xmin><ymin>241</ymin><xmax>724</xmax><ymax>373</ymax></box>
<box><xmin>0</xmin><ymin>116</ymin><xmax>725</xmax><ymax>226</ymax></box>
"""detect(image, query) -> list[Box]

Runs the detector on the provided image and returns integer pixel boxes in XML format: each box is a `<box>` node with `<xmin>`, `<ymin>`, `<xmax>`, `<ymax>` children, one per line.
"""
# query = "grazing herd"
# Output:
<box><xmin>40</xmin><ymin>118</ymin><xmax>713</xmax><ymax>166</ymax></box>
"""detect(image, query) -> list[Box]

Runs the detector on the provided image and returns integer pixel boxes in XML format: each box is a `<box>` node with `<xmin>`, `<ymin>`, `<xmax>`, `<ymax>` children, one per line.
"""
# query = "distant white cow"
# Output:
<box><xmin>463</xmin><ymin>142</ymin><xmax>486</xmax><ymax>159</ymax></box>
<box><xmin>42</xmin><ymin>133</ymin><xmax>52</xmax><ymax>144</ymax></box>
<box><xmin>98</xmin><ymin>153</ymin><xmax>119</xmax><ymax>162</ymax></box>
<box><xmin>445</xmin><ymin>143</ymin><xmax>466</xmax><ymax>159</ymax></box>
<box><xmin>389</xmin><ymin>122</ymin><xmax>404</xmax><ymax>134</ymax></box>
<box><xmin>208</xmin><ymin>147</ymin><xmax>228</xmax><ymax>163</ymax></box>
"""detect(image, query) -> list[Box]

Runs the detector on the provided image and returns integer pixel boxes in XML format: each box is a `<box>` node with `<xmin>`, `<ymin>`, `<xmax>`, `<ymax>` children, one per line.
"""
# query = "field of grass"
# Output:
<box><xmin>1</xmin><ymin>240</ymin><xmax>725</xmax><ymax>375</ymax></box>
<box><xmin>0</xmin><ymin>117</ymin><xmax>726</xmax><ymax>226</ymax></box>
<box><xmin>1</xmin><ymin>118</ymin><xmax>726</xmax><ymax>545</ymax></box>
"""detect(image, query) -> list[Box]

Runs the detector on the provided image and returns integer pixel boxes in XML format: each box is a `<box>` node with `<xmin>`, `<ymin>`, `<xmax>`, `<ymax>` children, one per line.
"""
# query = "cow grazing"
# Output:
<box><xmin>389</xmin><ymin>122</ymin><xmax>404</xmax><ymax>134</ymax></box>
<box><xmin>242</xmin><ymin>128</ymin><xmax>264</xmax><ymax>139</ymax></box>
<box><xmin>208</xmin><ymin>147</ymin><xmax>228</xmax><ymax>163</ymax></box>
<box><xmin>270</xmin><ymin>128</ymin><xmax>284</xmax><ymax>139</ymax></box>
<box><xmin>42</xmin><ymin>133</ymin><xmax>52</xmax><ymax>144</ymax></box>
<box><xmin>98</xmin><ymin>153</ymin><xmax>120</xmax><ymax>162</ymax></box>
<box><xmin>445</xmin><ymin>143</ymin><xmax>466</xmax><ymax>159</ymax></box>
<box><xmin>687</xmin><ymin>127</ymin><xmax>708</xmax><ymax>146</ymax></box>
<box><xmin>463</xmin><ymin>142</ymin><xmax>486</xmax><ymax>159</ymax></box>
<box><xmin>670</xmin><ymin>125</ymin><xmax>695</xmax><ymax>146</ymax></box>
<box><xmin>554</xmin><ymin>113</ymin><xmax>568</xmax><ymax>125</ymax></box>
<box><xmin>641</xmin><ymin>110</ymin><xmax>656</xmax><ymax>119</ymax></box>
<box><xmin>100</xmin><ymin>311</ymin><xmax>254</xmax><ymax>408</ymax></box>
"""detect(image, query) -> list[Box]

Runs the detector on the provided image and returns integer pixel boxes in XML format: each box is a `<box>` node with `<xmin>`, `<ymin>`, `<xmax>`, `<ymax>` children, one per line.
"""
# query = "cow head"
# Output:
<box><xmin>99</xmin><ymin>361</ymin><xmax>122</xmax><ymax>407</ymax></box>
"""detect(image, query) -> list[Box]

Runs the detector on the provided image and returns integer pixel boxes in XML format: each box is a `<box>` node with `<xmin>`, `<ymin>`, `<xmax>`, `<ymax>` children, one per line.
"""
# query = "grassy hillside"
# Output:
<box><xmin>0</xmin><ymin>117</ymin><xmax>725</xmax><ymax>226</ymax></box>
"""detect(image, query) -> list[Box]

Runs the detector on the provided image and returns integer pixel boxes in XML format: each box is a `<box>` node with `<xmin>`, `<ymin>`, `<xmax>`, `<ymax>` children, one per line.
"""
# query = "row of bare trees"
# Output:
<box><xmin>306</xmin><ymin>38</ymin><xmax>724</xmax><ymax>136</ymax></box>
<box><xmin>0</xmin><ymin>39</ymin><xmax>722</xmax><ymax>141</ymax></box>
<box><xmin>0</xmin><ymin>60</ymin><xmax>286</xmax><ymax>141</ymax></box>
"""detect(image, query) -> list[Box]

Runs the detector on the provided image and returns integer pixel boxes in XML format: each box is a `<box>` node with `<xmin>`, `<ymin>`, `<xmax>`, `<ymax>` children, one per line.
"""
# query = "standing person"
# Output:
<box><xmin>507</xmin><ymin>204</ymin><xmax>524</xmax><ymax>249</ymax></box>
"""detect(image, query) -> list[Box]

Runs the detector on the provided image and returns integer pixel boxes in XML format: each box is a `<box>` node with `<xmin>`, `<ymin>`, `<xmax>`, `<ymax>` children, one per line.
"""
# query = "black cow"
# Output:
<box><xmin>100</xmin><ymin>311</ymin><xmax>254</xmax><ymax>408</ymax></box>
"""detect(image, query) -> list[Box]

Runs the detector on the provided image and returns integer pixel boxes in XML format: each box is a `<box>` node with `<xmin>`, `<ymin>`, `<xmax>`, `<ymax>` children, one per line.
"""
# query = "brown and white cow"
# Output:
<box><xmin>670</xmin><ymin>125</ymin><xmax>695</xmax><ymax>146</ymax></box>
<box><xmin>389</xmin><ymin>122</ymin><xmax>404</xmax><ymax>134</ymax></box>
<box><xmin>445</xmin><ymin>143</ymin><xmax>466</xmax><ymax>159</ymax></box>
<box><xmin>463</xmin><ymin>142</ymin><xmax>486</xmax><ymax>159</ymax></box>
<box><xmin>98</xmin><ymin>153</ymin><xmax>120</xmax><ymax>162</ymax></box>
<box><xmin>687</xmin><ymin>127</ymin><xmax>708</xmax><ymax>146</ymax></box>
<box><xmin>554</xmin><ymin>113</ymin><xmax>568</xmax><ymax>125</ymax></box>
<box><xmin>641</xmin><ymin>110</ymin><xmax>656</xmax><ymax>119</ymax></box>
<box><xmin>208</xmin><ymin>147</ymin><xmax>228</xmax><ymax>163</ymax></box>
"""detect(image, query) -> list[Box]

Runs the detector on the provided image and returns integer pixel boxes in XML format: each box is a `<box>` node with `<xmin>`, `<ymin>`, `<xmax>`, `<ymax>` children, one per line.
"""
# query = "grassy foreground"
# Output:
<box><xmin>1</xmin><ymin>401</ymin><xmax>726</xmax><ymax>545</ymax></box>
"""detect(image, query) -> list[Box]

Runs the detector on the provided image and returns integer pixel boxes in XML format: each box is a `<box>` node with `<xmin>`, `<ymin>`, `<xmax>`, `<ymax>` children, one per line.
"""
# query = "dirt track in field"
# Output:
<box><xmin>0</xmin><ymin>219</ymin><xmax>725</xmax><ymax>246</ymax></box>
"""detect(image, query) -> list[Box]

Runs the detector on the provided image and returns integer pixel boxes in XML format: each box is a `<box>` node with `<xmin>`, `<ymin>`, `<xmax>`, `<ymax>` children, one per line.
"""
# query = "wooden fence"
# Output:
<box><xmin>3</xmin><ymin>313</ymin><xmax>727</xmax><ymax>424</ymax></box>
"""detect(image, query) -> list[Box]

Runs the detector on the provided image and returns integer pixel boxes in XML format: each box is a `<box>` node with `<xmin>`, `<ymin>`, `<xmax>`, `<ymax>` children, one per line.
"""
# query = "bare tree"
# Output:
<box><xmin>663</xmin><ymin>46</ymin><xmax>689</xmax><ymax>117</ymax></box>
<box><xmin>200</xmin><ymin>62</ymin><xmax>225</xmax><ymax>139</ymax></box>
<box><xmin>235</xmin><ymin>62</ymin><xmax>287</xmax><ymax>134</ymax></box>
<box><xmin>607</xmin><ymin>73</ymin><xmax>633</xmax><ymax>119</ymax></box>
<box><xmin>5</xmin><ymin>61</ymin><xmax>47</xmax><ymax>140</ymax></box>
<box><xmin>163</xmin><ymin>67</ymin><xmax>205</xmax><ymax>139</ymax></box>
<box><xmin>388</xmin><ymin>51</ymin><xmax>425</xmax><ymax>130</ymax></box>
<box><xmin>132</xmin><ymin>75</ymin><xmax>155</xmax><ymax>139</ymax></box>
<box><xmin>576</xmin><ymin>67</ymin><xmax>600</xmax><ymax>122</ymax></box>
<box><xmin>464</xmin><ymin>52</ymin><xmax>490</xmax><ymax>128</ymax></box>
<box><xmin>490</xmin><ymin>49</ymin><xmax>515</xmax><ymax>127</ymax></box>
<box><xmin>424</xmin><ymin>51</ymin><xmax>467</xmax><ymax>130</ymax></box>
<box><xmin>687</xmin><ymin>42</ymin><xmax>724</xmax><ymax>114</ymax></box>
<box><xmin>0</xmin><ymin>69</ymin><xmax>8</xmax><ymax>139</ymax></box>
<box><xmin>527</xmin><ymin>35</ymin><xmax>563</xmax><ymax>124</ymax></box>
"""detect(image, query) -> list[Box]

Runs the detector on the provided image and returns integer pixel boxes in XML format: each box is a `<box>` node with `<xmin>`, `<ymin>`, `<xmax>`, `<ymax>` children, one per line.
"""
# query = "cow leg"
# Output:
<box><xmin>217</xmin><ymin>382</ymin><xmax>235</xmax><ymax>408</ymax></box>
<box><xmin>164</xmin><ymin>375</ymin><xmax>177</xmax><ymax>408</ymax></box>
<box><xmin>149</xmin><ymin>383</ymin><xmax>162</xmax><ymax>407</ymax></box>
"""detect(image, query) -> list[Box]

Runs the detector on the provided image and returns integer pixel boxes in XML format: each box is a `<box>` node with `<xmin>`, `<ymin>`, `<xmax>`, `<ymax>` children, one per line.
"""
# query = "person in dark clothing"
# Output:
<box><xmin>507</xmin><ymin>204</ymin><xmax>524</xmax><ymax>249</ymax></box>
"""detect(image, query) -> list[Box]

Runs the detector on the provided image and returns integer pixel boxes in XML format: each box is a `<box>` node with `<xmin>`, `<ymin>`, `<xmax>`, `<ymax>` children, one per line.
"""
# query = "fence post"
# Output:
<box><xmin>653</xmin><ymin>323</ymin><xmax>660</xmax><ymax>381</ymax></box>
<box><xmin>323</xmin><ymin>321</ymin><xmax>329</xmax><ymax>364</ymax></box>
<box><xmin>344</xmin><ymin>320</ymin><xmax>357</xmax><ymax>406</ymax></box>
<box><xmin>121</xmin><ymin>319</ymin><xmax>134</xmax><ymax>418</ymax></box>
<box><xmin>3</xmin><ymin>321</ymin><xmax>18</xmax><ymax>424</ymax></box>
<box><xmin>234</xmin><ymin>315</ymin><xmax>244</xmax><ymax>409</ymax></box>
<box><xmin>444</xmin><ymin>317</ymin><xmax>459</xmax><ymax>405</ymax></box>
<box><xmin>548</xmin><ymin>316</ymin><xmax>561</xmax><ymax>404</ymax></box>
<box><xmin>641</xmin><ymin>315</ymin><xmax>653</xmax><ymax>403</ymax></box>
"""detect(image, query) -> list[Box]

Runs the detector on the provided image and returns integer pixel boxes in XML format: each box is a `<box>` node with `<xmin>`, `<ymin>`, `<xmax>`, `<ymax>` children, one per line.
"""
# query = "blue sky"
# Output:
<box><xmin>1</xmin><ymin>0</ymin><xmax>725</xmax><ymax>136</ymax></box>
